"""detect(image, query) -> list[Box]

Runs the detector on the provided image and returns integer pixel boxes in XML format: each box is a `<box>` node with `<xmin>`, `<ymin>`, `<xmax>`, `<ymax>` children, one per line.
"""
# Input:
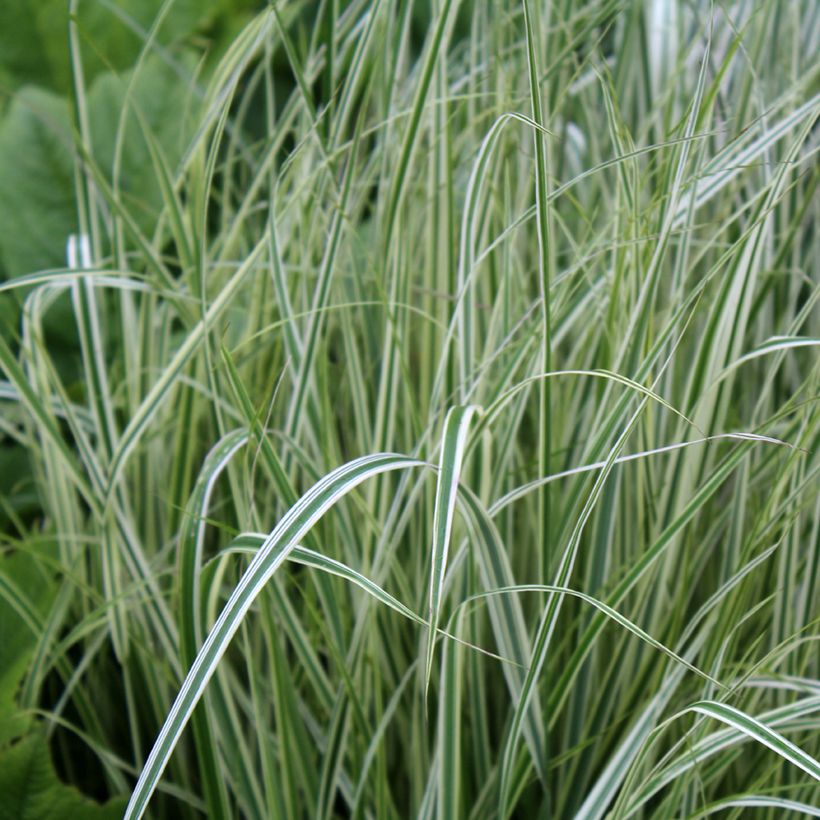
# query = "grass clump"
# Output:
<box><xmin>0</xmin><ymin>0</ymin><xmax>818</xmax><ymax>817</ymax></box>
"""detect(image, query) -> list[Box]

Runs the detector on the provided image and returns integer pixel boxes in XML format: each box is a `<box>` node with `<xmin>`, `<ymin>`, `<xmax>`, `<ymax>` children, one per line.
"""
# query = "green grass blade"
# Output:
<box><xmin>424</xmin><ymin>405</ymin><xmax>480</xmax><ymax>704</ymax></box>
<box><xmin>124</xmin><ymin>453</ymin><xmax>422</xmax><ymax>819</ymax></box>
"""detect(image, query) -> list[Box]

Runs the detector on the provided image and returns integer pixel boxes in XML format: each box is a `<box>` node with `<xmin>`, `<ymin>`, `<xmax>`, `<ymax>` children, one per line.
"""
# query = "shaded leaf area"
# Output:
<box><xmin>0</xmin><ymin>55</ymin><xmax>199</xmax><ymax>280</ymax></box>
<box><xmin>0</xmin><ymin>544</ymin><xmax>58</xmax><ymax>745</ymax></box>
<box><xmin>0</xmin><ymin>735</ymin><xmax>124</xmax><ymax>820</ymax></box>
<box><xmin>0</xmin><ymin>538</ymin><xmax>128</xmax><ymax>813</ymax></box>
<box><xmin>0</xmin><ymin>0</ymin><xmax>252</xmax><ymax>97</ymax></box>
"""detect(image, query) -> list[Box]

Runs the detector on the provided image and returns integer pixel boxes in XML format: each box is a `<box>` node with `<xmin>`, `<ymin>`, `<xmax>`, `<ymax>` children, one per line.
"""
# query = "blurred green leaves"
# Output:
<box><xmin>0</xmin><ymin>735</ymin><xmax>125</xmax><ymax>820</ymax></box>
<box><xmin>0</xmin><ymin>0</ymin><xmax>265</xmax><ymax>280</ymax></box>
<box><xmin>0</xmin><ymin>89</ymin><xmax>75</xmax><ymax>279</ymax></box>
<box><xmin>0</xmin><ymin>542</ymin><xmax>58</xmax><ymax>745</ymax></box>
<box><xmin>0</xmin><ymin>541</ymin><xmax>125</xmax><ymax>819</ymax></box>
<box><xmin>0</xmin><ymin>55</ymin><xmax>199</xmax><ymax>279</ymax></box>
<box><xmin>0</xmin><ymin>0</ymin><xmax>234</xmax><ymax>96</ymax></box>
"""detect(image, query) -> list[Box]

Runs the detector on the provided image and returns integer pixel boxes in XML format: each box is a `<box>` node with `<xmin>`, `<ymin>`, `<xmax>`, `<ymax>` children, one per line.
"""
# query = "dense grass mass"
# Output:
<box><xmin>0</xmin><ymin>0</ymin><xmax>818</xmax><ymax>817</ymax></box>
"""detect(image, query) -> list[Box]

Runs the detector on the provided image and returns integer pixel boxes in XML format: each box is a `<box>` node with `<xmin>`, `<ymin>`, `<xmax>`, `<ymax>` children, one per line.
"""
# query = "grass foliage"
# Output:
<box><xmin>0</xmin><ymin>0</ymin><xmax>818</xmax><ymax>817</ymax></box>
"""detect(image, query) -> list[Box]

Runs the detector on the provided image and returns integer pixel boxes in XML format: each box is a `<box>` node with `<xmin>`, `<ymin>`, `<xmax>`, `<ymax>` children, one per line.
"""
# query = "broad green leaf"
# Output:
<box><xmin>0</xmin><ymin>542</ymin><xmax>59</xmax><ymax>746</ymax></box>
<box><xmin>0</xmin><ymin>55</ymin><xmax>199</xmax><ymax>282</ymax></box>
<box><xmin>86</xmin><ymin>53</ymin><xmax>199</xmax><ymax>235</ymax></box>
<box><xmin>0</xmin><ymin>734</ymin><xmax>125</xmax><ymax>820</ymax></box>
<box><xmin>0</xmin><ymin>0</ymin><xmax>213</xmax><ymax>94</ymax></box>
<box><xmin>0</xmin><ymin>89</ymin><xmax>75</xmax><ymax>280</ymax></box>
